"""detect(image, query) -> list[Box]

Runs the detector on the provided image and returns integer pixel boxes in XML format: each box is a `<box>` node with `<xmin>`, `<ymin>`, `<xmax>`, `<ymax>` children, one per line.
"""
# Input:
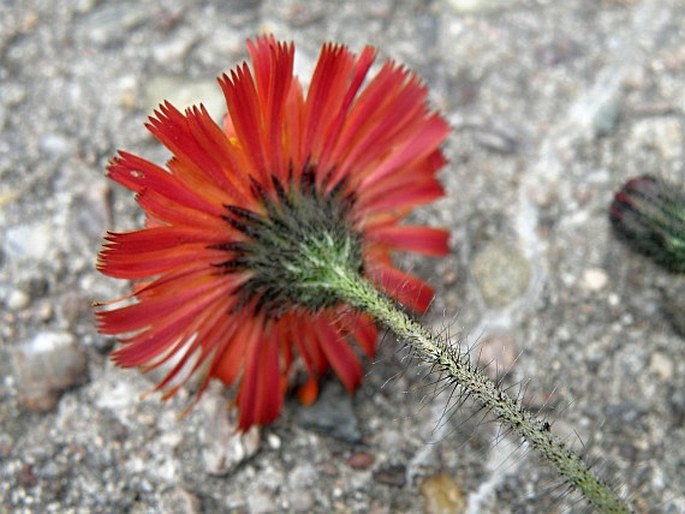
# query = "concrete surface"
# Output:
<box><xmin>1</xmin><ymin>0</ymin><xmax>684</xmax><ymax>512</ymax></box>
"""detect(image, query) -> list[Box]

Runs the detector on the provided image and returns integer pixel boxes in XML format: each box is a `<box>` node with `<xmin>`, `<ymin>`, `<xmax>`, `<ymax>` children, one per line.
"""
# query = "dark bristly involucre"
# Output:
<box><xmin>610</xmin><ymin>175</ymin><xmax>685</xmax><ymax>273</ymax></box>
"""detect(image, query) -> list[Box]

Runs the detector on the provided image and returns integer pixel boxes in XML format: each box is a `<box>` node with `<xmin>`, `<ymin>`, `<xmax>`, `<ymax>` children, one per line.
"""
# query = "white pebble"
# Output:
<box><xmin>6</xmin><ymin>289</ymin><xmax>30</xmax><ymax>310</ymax></box>
<box><xmin>582</xmin><ymin>268</ymin><xmax>608</xmax><ymax>291</ymax></box>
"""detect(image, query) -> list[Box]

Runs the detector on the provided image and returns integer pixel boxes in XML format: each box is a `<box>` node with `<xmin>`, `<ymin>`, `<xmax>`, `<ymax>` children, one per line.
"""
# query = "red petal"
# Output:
<box><xmin>97</xmin><ymin>226</ymin><xmax>231</xmax><ymax>279</ymax></box>
<box><xmin>236</xmin><ymin>326</ymin><xmax>284</xmax><ymax>430</ymax></box>
<box><xmin>213</xmin><ymin>317</ymin><xmax>255</xmax><ymax>387</ymax></box>
<box><xmin>360</xmin><ymin>114</ymin><xmax>449</xmax><ymax>190</ymax></box>
<box><xmin>368</xmin><ymin>263</ymin><xmax>435</xmax><ymax>313</ymax></box>
<box><xmin>108</xmin><ymin>152</ymin><xmax>225</xmax><ymax>217</ymax></box>
<box><xmin>315</xmin><ymin>45</ymin><xmax>377</xmax><ymax>175</ymax></box>
<box><xmin>298</xmin><ymin>377</ymin><xmax>319</xmax><ymax>406</ymax></box>
<box><xmin>316</xmin><ymin>316</ymin><xmax>362</xmax><ymax>392</ymax></box>
<box><xmin>349</xmin><ymin>312</ymin><xmax>378</xmax><ymax>357</ymax></box>
<box><xmin>302</xmin><ymin>43</ymin><xmax>356</xmax><ymax>173</ymax></box>
<box><xmin>97</xmin><ymin>271</ymin><xmax>230</xmax><ymax>335</ymax></box>
<box><xmin>367</xmin><ymin>225</ymin><xmax>450</xmax><ymax>256</ymax></box>
<box><xmin>145</xmin><ymin>102</ymin><xmax>246</xmax><ymax>206</ymax></box>
<box><xmin>359</xmin><ymin>179</ymin><xmax>445</xmax><ymax>216</ymax></box>
<box><xmin>246</xmin><ymin>35</ymin><xmax>295</xmax><ymax>179</ymax></box>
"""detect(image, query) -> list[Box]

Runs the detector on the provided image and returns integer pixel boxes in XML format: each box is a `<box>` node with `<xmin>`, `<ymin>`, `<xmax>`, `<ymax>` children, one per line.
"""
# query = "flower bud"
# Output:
<box><xmin>609</xmin><ymin>175</ymin><xmax>685</xmax><ymax>272</ymax></box>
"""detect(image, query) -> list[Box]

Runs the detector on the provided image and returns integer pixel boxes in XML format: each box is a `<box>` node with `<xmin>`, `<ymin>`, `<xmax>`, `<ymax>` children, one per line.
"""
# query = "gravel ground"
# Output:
<box><xmin>1</xmin><ymin>0</ymin><xmax>684</xmax><ymax>513</ymax></box>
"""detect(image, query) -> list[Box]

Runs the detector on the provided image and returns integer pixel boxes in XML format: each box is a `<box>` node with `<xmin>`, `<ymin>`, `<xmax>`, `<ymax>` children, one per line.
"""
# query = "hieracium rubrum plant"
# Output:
<box><xmin>610</xmin><ymin>175</ymin><xmax>685</xmax><ymax>273</ymax></box>
<box><xmin>96</xmin><ymin>35</ymin><xmax>631</xmax><ymax>512</ymax></box>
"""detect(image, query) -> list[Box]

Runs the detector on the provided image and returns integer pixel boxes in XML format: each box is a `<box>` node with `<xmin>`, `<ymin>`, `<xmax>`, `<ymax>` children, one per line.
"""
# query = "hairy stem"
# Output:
<box><xmin>328</xmin><ymin>264</ymin><xmax>630</xmax><ymax>513</ymax></box>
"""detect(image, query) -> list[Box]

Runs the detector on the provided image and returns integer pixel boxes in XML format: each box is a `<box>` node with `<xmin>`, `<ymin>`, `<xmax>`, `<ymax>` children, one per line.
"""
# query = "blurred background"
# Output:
<box><xmin>1</xmin><ymin>1</ymin><xmax>684</xmax><ymax>512</ymax></box>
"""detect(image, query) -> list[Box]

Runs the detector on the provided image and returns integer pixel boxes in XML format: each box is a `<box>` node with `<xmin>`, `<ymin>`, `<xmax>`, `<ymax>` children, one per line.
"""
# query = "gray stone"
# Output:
<box><xmin>3</xmin><ymin>223</ymin><xmax>54</xmax><ymax>261</ymax></box>
<box><xmin>373</xmin><ymin>463</ymin><xmax>407</xmax><ymax>487</ymax></box>
<box><xmin>286</xmin><ymin>465</ymin><xmax>317</xmax><ymax>512</ymax></box>
<box><xmin>593</xmin><ymin>99</ymin><xmax>622</xmax><ymax>138</ymax></box>
<box><xmin>199</xmin><ymin>392</ymin><xmax>261</xmax><ymax>476</ymax></box>
<box><xmin>12</xmin><ymin>331</ymin><xmax>88</xmax><ymax>412</ymax></box>
<box><xmin>69</xmin><ymin>181</ymin><xmax>111</xmax><ymax>242</ymax></box>
<box><xmin>471</xmin><ymin>242</ymin><xmax>531</xmax><ymax>309</ymax></box>
<box><xmin>5</xmin><ymin>288</ymin><xmax>30</xmax><ymax>311</ymax></box>
<box><xmin>581</xmin><ymin>267</ymin><xmax>609</xmax><ymax>291</ymax></box>
<box><xmin>649</xmin><ymin>351</ymin><xmax>674</xmax><ymax>381</ymax></box>
<box><xmin>420</xmin><ymin>473</ymin><xmax>466</xmax><ymax>514</ymax></box>
<box><xmin>295</xmin><ymin>381</ymin><xmax>362</xmax><ymax>443</ymax></box>
<box><xmin>39</xmin><ymin>133</ymin><xmax>73</xmax><ymax>159</ymax></box>
<box><xmin>287</xmin><ymin>489</ymin><xmax>314</xmax><ymax>512</ymax></box>
<box><xmin>160</xmin><ymin>486</ymin><xmax>201</xmax><ymax>514</ymax></box>
<box><xmin>246</xmin><ymin>487</ymin><xmax>278</xmax><ymax>514</ymax></box>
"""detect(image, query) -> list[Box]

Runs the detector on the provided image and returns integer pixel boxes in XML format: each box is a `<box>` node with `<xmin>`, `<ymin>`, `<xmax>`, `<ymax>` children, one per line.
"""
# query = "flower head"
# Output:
<box><xmin>610</xmin><ymin>175</ymin><xmax>685</xmax><ymax>273</ymax></box>
<box><xmin>96</xmin><ymin>35</ymin><xmax>450</xmax><ymax>430</ymax></box>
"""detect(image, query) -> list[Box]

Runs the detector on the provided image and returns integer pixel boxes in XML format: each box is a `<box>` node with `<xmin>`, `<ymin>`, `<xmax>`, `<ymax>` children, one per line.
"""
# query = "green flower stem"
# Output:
<box><xmin>327</xmin><ymin>263</ymin><xmax>631</xmax><ymax>514</ymax></box>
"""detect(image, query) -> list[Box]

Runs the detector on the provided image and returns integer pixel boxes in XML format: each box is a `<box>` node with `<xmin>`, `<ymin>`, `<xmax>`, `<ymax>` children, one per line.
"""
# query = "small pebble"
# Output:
<box><xmin>6</xmin><ymin>289</ymin><xmax>30</xmax><ymax>311</ymax></box>
<box><xmin>39</xmin><ymin>133</ymin><xmax>73</xmax><ymax>158</ymax></box>
<box><xmin>288</xmin><ymin>489</ymin><xmax>314</xmax><ymax>512</ymax></box>
<box><xmin>246</xmin><ymin>487</ymin><xmax>278</xmax><ymax>514</ymax></box>
<box><xmin>471</xmin><ymin>242</ymin><xmax>531</xmax><ymax>309</ymax></box>
<box><xmin>420</xmin><ymin>473</ymin><xmax>466</xmax><ymax>514</ymax></box>
<box><xmin>3</xmin><ymin>223</ymin><xmax>54</xmax><ymax>261</ymax></box>
<box><xmin>58</xmin><ymin>290</ymin><xmax>89</xmax><ymax>327</ymax></box>
<box><xmin>581</xmin><ymin>268</ymin><xmax>608</xmax><ymax>291</ymax></box>
<box><xmin>199</xmin><ymin>392</ymin><xmax>261</xmax><ymax>476</ymax></box>
<box><xmin>296</xmin><ymin>381</ymin><xmax>362</xmax><ymax>443</ymax></box>
<box><xmin>160</xmin><ymin>485</ymin><xmax>201</xmax><ymax>514</ymax></box>
<box><xmin>267</xmin><ymin>433</ymin><xmax>281</xmax><ymax>450</ymax></box>
<box><xmin>649</xmin><ymin>352</ymin><xmax>674</xmax><ymax>381</ymax></box>
<box><xmin>593</xmin><ymin>100</ymin><xmax>622</xmax><ymax>138</ymax></box>
<box><xmin>474</xmin><ymin>126</ymin><xmax>518</xmax><ymax>154</ymax></box>
<box><xmin>12</xmin><ymin>331</ymin><xmax>88</xmax><ymax>412</ymax></box>
<box><xmin>372</xmin><ymin>464</ymin><xmax>406</xmax><ymax>487</ymax></box>
<box><xmin>70</xmin><ymin>181</ymin><xmax>111</xmax><ymax>241</ymax></box>
<box><xmin>347</xmin><ymin>451</ymin><xmax>375</xmax><ymax>470</ymax></box>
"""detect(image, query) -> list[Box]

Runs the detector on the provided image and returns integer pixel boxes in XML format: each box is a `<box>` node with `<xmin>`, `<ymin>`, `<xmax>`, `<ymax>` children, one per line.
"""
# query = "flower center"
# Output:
<box><xmin>213</xmin><ymin>167</ymin><xmax>364</xmax><ymax>318</ymax></box>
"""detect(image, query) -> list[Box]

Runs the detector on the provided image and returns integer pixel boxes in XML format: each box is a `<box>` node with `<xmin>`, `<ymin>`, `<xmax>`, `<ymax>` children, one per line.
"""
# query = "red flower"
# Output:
<box><xmin>96</xmin><ymin>35</ymin><xmax>450</xmax><ymax>430</ymax></box>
